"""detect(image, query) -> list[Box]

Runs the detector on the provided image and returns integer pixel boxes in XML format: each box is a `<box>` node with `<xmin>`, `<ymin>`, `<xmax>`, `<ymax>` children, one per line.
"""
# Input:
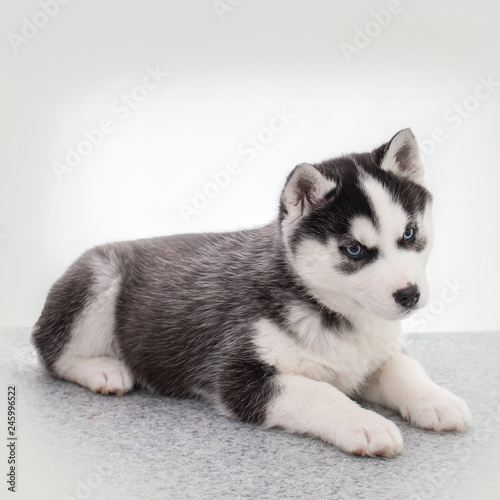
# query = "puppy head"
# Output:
<box><xmin>280</xmin><ymin>129</ymin><xmax>433</xmax><ymax>321</ymax></box>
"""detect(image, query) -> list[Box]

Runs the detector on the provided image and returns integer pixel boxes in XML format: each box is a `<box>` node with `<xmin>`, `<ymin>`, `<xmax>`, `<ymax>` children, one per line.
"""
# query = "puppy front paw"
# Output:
<box><xmin>401</xmin><ymin>386</ymin><xmax>471</xmax><ymax>432</ymax></box>
<box><xmin>340</xmin><ymin>409</ymin><xmax>404</xmax><ymax>457</ymax></box>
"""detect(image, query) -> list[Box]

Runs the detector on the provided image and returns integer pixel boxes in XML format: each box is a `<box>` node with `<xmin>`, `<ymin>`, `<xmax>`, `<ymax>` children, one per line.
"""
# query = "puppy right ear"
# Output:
<box><xmin>282</xmin><ymin>163</ymin><xmax>336</xmax><ymax>220</ymax></box>
<box><xmin>377</xmin><ymin>129</ymin><xmax>425</xmax><ymax>184</ymax></box>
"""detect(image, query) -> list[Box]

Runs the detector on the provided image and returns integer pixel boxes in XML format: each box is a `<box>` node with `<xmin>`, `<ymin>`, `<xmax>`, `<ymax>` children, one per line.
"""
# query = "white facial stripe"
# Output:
<box><xmin>350</xmin><ymin>216</ymin><xmax>379</xmax><ymax>248</ymax></box>
<box><xmin>362</xmin><ymin>177</ymin><xmax>408</xmax><ymax>245</ymax></box>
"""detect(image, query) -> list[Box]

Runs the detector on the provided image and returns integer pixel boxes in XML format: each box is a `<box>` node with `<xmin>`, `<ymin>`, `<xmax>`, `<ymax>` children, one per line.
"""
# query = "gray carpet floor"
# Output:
<box><xmin>2</xmin><ymin>328</ymin><xmax>499</xmax><ymax>500</ymax></box>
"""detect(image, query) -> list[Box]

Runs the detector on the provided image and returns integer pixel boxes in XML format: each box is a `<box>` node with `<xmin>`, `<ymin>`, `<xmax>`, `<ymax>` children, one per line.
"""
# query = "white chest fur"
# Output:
<box><xmin>252</xmin><ymin>303</ymin><xmax>401</xmax><ymax>395</ymax></box>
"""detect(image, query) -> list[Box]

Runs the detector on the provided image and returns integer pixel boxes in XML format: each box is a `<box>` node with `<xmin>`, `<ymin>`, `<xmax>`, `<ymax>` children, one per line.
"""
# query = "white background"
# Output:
<box><xmin>1</xmin><ymin>0</ymin><xmax>499</xmax><ymax>332</ymax></box>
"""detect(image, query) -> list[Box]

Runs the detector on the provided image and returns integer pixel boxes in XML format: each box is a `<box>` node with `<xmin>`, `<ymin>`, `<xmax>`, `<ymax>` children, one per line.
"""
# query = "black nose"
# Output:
<box><xmin>393</xmin><ymin>284</ymin><xmax>420</xmax><ymax>308</ymax></box>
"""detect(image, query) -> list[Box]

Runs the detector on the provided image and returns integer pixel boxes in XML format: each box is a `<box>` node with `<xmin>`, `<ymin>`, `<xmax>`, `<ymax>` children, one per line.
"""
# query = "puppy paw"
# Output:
<box><xmin>65</xmin><ymin>357</ymin><xmax>134</xmax><ymax>396</ymax></box>
<box><xmin>401</xmin><ymin>386</ymin><xmax>471</xmax><ymax>432</ymax></box>
<box><xmin>339</xmin><ymin>409</ymin><xmax>404</xmax><ymax>458</ymax></box>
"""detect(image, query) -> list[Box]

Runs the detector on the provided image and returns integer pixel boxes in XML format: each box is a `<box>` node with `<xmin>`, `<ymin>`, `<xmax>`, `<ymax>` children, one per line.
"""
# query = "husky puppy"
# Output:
<box><xmin>33</xmin><ymin>129</ymin><xmax>471</xmax><ymax>457</ymax></box>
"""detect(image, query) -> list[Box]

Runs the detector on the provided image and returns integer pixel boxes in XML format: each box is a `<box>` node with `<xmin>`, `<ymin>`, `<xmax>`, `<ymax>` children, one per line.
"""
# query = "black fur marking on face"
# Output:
<box><xmin>386</xmin><ymin>178</ymin><xmax>432</xmax><ymax>218</ymax></box>
<box><xmin>361</xmin><ymin>164</ymin><xmax>432</xmax><ymax>218</ymax></box>
<box><xmin>350</xmin><ymin>149</ymin><xmax>432</xmax><ymax>219</ymax></box>
<box><xmin>289</xmin><ymin>157</ymin><xmax>378</xmax><ymax>251</ymax></box>
<box><xmin>397</xmin><ymin>231</ymin><xmax>428</xmax><ymax>253</ymax></box>
<box><xmin>337</xmin><ymin>245</ymin><xmax>380</xmax><ymax>274</ymax></box>
<box><xmin>283</xmin><ymin>150</ymin><xmax>431</xmax><ymax>277</ymax></box>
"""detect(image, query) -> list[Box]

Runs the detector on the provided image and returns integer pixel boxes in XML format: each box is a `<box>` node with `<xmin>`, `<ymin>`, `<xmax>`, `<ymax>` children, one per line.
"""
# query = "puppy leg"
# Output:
<box><xmin>360</xmin><ymin>353</ymin><xmax>471</xmax><ymax>431</ymax></box>
<box><xmin>266</xmin><ymin>374</ymin><xmax>403</xmax><ymax>457</ymax></box>
<box><xmin>218</xmin><ymin>359</ymin><xmax>403</xmax><ymax>457</ymax></box>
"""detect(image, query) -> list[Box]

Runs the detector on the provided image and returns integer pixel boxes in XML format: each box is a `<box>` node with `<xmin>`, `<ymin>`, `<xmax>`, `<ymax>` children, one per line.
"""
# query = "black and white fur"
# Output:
<box><xmin>32</xmin><ymin>129</ymin><xmax>471</xmax><ymax>457</ymax></box>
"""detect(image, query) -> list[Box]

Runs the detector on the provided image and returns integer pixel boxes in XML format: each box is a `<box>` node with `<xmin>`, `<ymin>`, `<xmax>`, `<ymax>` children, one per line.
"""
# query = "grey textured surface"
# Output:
<box><xmin>2</xmin><ymin>328</ymin><xmax>499</xmax><ymax>500</ymax></box>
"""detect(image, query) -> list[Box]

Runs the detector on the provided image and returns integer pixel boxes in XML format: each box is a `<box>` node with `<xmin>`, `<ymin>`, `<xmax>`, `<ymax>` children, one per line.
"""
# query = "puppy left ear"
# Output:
<box><xmin>377</xmin><ymin>129</ymin><xmax>424</xmax><ymax>183</ymax></box>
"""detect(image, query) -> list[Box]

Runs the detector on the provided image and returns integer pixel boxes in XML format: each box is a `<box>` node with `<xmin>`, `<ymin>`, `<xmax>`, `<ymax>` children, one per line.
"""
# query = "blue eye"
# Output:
<box><xmin>403</xmin><ymin>227</ymin><xmax>414</xmax><ymax>241</ymax></box>
<box><xmin>346</xmin><ymin>244</ymin><xmax>363</xmax><ymax>257</ymax></box>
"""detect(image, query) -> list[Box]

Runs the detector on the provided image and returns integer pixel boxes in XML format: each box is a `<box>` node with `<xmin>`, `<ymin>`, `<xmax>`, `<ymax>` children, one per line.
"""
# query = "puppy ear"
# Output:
<box><xmin>282</xmin><ymin>163</ymin><xmax>336</xmax><ymax>220</ymax></box>
<box><xmin>378</xmin><ymin>129</ymin><xmax>425</xmax><ymax>183</ymax></box>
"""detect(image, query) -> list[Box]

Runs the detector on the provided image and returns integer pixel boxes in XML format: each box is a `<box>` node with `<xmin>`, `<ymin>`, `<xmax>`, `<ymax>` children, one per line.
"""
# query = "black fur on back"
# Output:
<box><xmin>108</xmin><ymin>223</ymin><xmax>321</xmax><ymax>398</ymax></box>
